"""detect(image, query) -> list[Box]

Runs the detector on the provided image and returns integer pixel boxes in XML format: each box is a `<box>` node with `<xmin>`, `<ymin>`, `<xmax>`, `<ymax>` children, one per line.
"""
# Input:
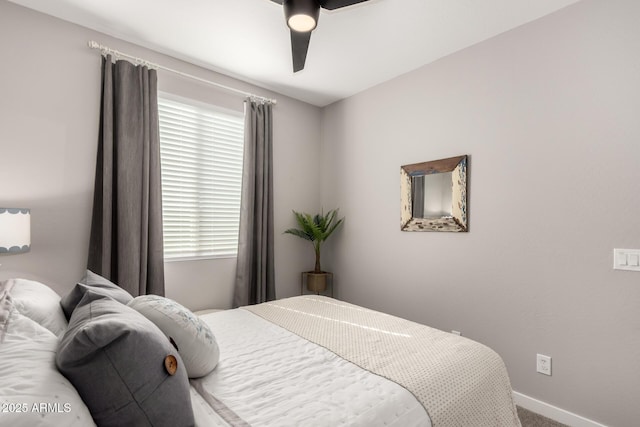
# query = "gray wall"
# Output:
<box><xmin>0</xmin><ymin>0</ymin><xmax>322</xmax><ymax>309</ymax></box>
<box><xmin>321</xmin><ymin>1</ymin><xmax>639</xmax><ymax>426</ymax></box>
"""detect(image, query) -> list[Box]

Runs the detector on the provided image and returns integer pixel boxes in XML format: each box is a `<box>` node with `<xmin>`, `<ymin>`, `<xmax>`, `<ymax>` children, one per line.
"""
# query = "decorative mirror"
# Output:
<box><xmin>400</xmin><ymin>155</ymin><xmax>468</xmax><ymax>232</ymax></box>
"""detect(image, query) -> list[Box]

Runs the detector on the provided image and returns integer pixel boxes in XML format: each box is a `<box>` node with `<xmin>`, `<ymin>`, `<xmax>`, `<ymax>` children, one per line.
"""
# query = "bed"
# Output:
<box><xmin>0</xmin><ymin>275</ymin><xmax>521</xmax><ymax>427</ymax></box>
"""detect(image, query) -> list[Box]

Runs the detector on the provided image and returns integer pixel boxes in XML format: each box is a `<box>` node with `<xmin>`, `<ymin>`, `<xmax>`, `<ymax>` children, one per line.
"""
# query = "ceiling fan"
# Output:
<box><xmin>270</xmin><ymin>0</ymin><xmax>371</xmax><ymax>72</ymax></box>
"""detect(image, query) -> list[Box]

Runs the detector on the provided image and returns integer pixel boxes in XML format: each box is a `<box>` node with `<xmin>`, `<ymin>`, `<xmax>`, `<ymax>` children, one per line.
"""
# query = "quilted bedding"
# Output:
<box><xmin>192</xmin><ymin>307</ymin><xmax>430</xmax><ymax>426</ymax></box>
<box><xmin>243</xmin><ymin>296</ymin><xmax>521</xmax><ymax>427</ymax></box>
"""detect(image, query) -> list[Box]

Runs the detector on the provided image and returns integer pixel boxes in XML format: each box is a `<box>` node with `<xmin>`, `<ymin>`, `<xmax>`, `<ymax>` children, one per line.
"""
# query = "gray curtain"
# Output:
<box><xmin>88</xmin><ymin>55</ymin><xmax>165</xmax><ymax>297</ymax></box>
<box><xmin>233</xmin><ymin>99</ymin><xmax>275</xmax><ymax>307</ymax></box>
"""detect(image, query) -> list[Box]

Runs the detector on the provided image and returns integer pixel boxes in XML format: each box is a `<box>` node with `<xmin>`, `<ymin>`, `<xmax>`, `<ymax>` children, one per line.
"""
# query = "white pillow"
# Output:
<box><xmin>3</xmin><ymin>278</ymin><xmax>68</xmax><ymax>336</ymax></box>
<box><xmin>0</xmin><ymin>310</ymin><xmax>95</xmax><ymax>426</ymax></box>
<box><xmin>128</xmin><ymin>295</ymin><xmax>219</xmax><ymax>378</ymax></box>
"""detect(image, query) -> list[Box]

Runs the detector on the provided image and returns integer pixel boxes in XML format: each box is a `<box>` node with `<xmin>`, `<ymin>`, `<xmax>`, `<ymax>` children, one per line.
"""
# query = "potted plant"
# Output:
<box><xmin>284</xmin><ymin>209</ymin><xmax>344</xmax><ymax>293</ymax></box>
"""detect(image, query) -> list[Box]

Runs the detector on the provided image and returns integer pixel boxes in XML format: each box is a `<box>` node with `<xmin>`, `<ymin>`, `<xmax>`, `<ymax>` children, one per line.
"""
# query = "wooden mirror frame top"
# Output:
<box><xmin>400</xmin><ymin>155</ymin><xmax>468</xmax><ymax>232</ymax></box>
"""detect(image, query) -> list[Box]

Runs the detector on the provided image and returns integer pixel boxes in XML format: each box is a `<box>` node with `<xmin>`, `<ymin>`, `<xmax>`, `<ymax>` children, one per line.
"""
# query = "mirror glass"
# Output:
<box><xmin>401</xmin><ymin>155</ymin><xmax>468</xmax><ymax>232</ymax></box>
<box><xmin>411</xmin><ymin>172</ymin><xmax>453</xmax><ymax>218</ymax></box>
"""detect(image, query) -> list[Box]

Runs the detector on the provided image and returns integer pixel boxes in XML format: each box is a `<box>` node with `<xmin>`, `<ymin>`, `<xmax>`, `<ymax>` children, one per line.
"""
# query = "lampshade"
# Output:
<box><xmin>0</xmin><ymin>208</ymin><xmax>31</xmax><ymax>254</ymax></box>
<box><xmin>284</xmin><ymin>0</ymin><xmax>320</xmax><ymax>32</ymax></box>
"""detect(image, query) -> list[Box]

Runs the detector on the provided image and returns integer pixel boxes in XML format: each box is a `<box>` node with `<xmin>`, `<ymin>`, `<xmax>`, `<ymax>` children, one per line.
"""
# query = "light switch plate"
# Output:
<box><xmin>614</xmin><ymin>249</ymin><xmax>640</xmax><ymax>271</ymax></box>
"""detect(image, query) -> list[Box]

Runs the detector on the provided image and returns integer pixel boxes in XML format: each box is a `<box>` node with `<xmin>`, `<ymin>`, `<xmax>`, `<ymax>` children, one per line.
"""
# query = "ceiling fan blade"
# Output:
<box><xmin>290</xmin><ymin>29</ymin><xmax>312</xmax><ymax>72</ymax></box>
<box><xmin>318</xmin><ymin>0</ymin><xmax>369</xmax><ymax>10</ymax></box>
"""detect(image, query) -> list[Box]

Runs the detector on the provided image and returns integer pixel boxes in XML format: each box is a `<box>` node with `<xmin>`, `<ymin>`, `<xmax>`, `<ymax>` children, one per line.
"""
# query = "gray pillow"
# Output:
<box><xmin>56</xmin><ymin>291</ymin><xmax>194</xmax><ymax>427</ymax></box>
<box><xmin>60</xmin><ymin>269</ymin><xmax>133</xmax><ymax>319</ymax></box>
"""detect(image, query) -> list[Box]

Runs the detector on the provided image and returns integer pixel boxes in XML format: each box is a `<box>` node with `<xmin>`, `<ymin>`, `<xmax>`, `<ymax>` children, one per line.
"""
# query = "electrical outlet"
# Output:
<box><xmin>536</xmin><ymin>354</ymin><xmax>552</xmax><ymax>376</ymax></box>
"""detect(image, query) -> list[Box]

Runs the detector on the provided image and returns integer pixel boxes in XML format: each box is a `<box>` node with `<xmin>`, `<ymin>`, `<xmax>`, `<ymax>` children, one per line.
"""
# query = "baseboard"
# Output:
<box><xmin>513</xmin><ymin>391</ymin><xmax>608</xmax><ymax>427</ymax></box>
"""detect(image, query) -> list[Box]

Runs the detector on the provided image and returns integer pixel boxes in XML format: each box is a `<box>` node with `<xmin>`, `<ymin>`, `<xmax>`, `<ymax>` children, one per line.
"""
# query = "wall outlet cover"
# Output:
<box><xmin>536</xmin><ymin>354</ymin><xmax>552</xmax><ymax>376</ymax></box>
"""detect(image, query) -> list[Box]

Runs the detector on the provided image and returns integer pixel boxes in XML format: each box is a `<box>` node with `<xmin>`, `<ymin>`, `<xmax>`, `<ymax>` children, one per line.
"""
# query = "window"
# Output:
<box><xmin>158</xmin><ymin>94</ymin><xmax>244</xmax><ymax>260</ymax></box>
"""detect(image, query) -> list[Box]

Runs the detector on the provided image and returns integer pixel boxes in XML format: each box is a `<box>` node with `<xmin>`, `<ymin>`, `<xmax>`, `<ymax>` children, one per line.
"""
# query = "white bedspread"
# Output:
<box><xmin>192</xmin><ymin>308</ymin><xmax>431</xmax><ymax>427</ymax></box>
<box><xmin>245</xmin><ymin>296</ymin><xmax>521</xmax><ymax>427</ymax></box>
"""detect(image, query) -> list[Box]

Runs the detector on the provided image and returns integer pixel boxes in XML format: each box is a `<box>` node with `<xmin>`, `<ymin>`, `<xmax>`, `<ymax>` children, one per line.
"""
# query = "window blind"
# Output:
<box><xmin>158</xmin><ymin>96</ymin><xmax>244</xmax><ymax>260</ymax></box>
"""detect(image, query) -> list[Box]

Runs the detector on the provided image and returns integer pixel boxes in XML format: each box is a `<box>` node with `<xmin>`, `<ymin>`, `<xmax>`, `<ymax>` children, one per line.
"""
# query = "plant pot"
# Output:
<box><xmin>305</xmin><ymin>272</ymin><xmax>330</xmax><ymax>293</ymax></box>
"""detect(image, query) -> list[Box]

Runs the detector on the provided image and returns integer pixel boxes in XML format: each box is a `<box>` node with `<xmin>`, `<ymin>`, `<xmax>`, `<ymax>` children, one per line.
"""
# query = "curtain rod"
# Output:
<box><xmin>87</xmin><ymin>40</ymin><xmax>277</xmax><ymax>105</ymax></box>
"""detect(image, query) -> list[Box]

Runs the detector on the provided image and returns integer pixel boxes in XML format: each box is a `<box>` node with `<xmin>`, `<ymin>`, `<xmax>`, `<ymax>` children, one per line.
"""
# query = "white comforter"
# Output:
<box><xmin>191</xmin><ymin>309</ymin><xmax>431</xmax><ymax>427</ymax></box>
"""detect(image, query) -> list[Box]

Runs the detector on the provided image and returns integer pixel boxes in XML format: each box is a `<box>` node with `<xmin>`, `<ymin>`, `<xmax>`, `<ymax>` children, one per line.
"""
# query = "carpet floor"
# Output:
<box><xmin>517</xmin><ymin>406</ymin><xmax>570</xmax><ymax>427</ymax></box>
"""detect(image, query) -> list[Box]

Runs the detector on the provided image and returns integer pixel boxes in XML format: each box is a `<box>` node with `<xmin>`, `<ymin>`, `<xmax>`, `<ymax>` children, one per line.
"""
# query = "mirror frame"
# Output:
<box><xmin>400</xmin><ymin>155</ymin><xmax>468</xmax><ymax>232</ymax></box>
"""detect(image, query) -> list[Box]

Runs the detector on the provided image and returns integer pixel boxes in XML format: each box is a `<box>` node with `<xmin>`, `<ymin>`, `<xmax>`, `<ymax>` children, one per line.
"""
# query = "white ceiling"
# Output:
<box><xmin>9</xmin><ymin>0</ymin><xmax>581</xmax><ymax>106</ymax></box>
